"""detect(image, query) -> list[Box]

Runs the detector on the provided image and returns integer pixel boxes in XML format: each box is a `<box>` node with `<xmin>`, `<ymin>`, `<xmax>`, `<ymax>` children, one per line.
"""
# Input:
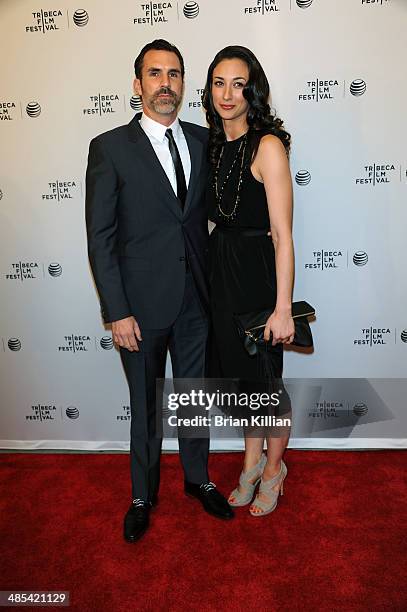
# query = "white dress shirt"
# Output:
<box><xmin>139</xmin><ymin>113</ymin><xmax>191</xmax><ymax>194</ymax></box>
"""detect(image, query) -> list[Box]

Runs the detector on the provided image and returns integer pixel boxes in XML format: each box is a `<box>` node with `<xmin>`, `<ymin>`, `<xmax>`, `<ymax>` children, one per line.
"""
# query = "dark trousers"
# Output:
<box><xmin>120</xmin><ymin>271</ymin><xmax>209</xmax><ymax>501</ymax></box>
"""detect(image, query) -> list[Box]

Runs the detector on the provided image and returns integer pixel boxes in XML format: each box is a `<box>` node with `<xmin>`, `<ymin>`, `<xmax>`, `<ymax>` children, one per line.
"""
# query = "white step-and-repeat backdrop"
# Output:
<box><xmin>1</xmin><ymin>0</ymin><xmax>406</xmax><ymax>450</ymax></box>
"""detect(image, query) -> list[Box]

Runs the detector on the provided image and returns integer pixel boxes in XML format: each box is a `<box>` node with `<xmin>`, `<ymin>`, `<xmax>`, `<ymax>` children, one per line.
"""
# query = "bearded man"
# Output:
<box><xmin>85</xmin><ymin>39</ymin><xmax>233</xmax><ymax>543</ymax></box>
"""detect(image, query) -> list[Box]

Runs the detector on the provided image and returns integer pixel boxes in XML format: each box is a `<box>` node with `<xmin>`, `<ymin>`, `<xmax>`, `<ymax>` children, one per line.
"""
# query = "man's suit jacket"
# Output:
<box><xmin>85</xmin><ymin>113</ymin><xmax>210</xmax><ymax>329</ymax></box>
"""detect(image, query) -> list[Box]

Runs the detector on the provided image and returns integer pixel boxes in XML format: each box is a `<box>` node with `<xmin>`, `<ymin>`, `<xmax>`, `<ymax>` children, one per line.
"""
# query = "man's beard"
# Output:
<box><xmin>146</xmin><ymin>86</ymin><xmax>181</xmax><ymax>115</ymax></box>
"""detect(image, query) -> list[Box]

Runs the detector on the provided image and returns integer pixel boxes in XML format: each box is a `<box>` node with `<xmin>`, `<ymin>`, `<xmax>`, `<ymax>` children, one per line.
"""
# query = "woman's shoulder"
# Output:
<box><xmin>256</xmin><ymin>132</ymin><xmax>287</xmax><ymax>157</ymax></box>
<box><xmin>250</xmin><ymin>131</ymin><xmax>290</xmax><ymax>180</ymax></box>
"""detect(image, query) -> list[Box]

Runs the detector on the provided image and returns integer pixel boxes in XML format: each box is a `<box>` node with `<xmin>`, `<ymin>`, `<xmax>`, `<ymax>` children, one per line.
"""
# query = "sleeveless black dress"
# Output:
<box><xmin>207</xmin><ymin>133</ymin><xmax>290</xmax><ymax>419</ymax></box>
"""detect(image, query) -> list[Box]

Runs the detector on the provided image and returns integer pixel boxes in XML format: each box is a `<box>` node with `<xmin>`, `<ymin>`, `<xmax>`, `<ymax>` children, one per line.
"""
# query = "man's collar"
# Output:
<box><xmin>139</xmin><ymin>112</ymin><xmax>181</xmax><ymax>143</ymax></box>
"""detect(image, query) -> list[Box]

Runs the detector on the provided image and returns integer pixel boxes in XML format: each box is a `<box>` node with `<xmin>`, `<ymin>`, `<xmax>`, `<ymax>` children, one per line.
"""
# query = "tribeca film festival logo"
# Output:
<box><xmin>304</xmin><ymin>250</ymin><xmax>345</xmax><ymax>270</ymax></box>
<box><xmin>308</xmin><ymin>400</ymin><xmax>343</xmax><ymax>420</ymax></box>
<box><xmin>132</xmin><ymin>2</ymin><xmax>199</xmax><ymax>25</ymax></box>
<box><xmin>243</xmin><ymin>0</ymin><xmax>282</xmax><ymax>15</ymax></box>
<box><xmin>42</xmin><ymin>180</ymin><xmax>80</xmax><ymax>202</ymax></box>
<box><xmin>24</xmin><ymin>404</ymin><xmax>80</xmax><ymax>421</ymax></box>
<box><xmin>355</xmin><ymin>163</ymin><xmax>397</xmax><ymax>185</ymax></box>
<box><xmin>25</xmin><ymin>9</ymin><xmax>64</xmax><ymax>33</ymax></box>
<box><xmin>58</xmin><ymin>334</ymin><xmax>92</xmax><ymax>352</ymax></box>
<box><xmin>4</xmin><ymin>261</ymin><xmax>62</xmax><ymax>281</ymax></box>
<box><xmin>298</xmin><ymin>79</ymin><xmax>340</xmax><ymax>102</ymax></box>
<box><xmin>309</xmin><ymin>401</ymin><xmax>370</xmax><ymax>420</ymax></box>
<box><xmin>187</xmin><ymin>88</ymin><xmax>204</xmax><ymax>110</ymax></box>
<box><xmin>24</xmin><ymin>9</ymin><xmax>89</xmax><ymax>33</ymax></box>
<box><xmin>298</xmin><ymin>79</ymin><xmax>367</xmax><ymax>102</ymax></box>
<box><xmin>116</xmin><ymin>405</ymin><xmax>131</xmax><ymax>421</ymax></box>
<box><xmin>0</xmin><ymin>101</ymin><xmax>17</xmax><ymax>121</ymax></box>
<box><xmin>354</xmin><ymin>327</ymin><xmax>392</xmax><ymax>346</ymax></box>
<box><xmin>26</xmin><ymin>404</ymin><xmax>57</xmax><ymax>421</ymax></box>
<box><xmin>5</xmin><ymin>261</ymin><xmax>40</xmax><ymax>281</ymax></box>
<box><xmin>57</xmin><ymin>334</ymin><xmax>115</xmax><ymax>352</ymax></box>
<box><xmin>304</xmin><ymin>250</ymin><xmax>369</xmax><ymax>270</ymax></box>
<box><xmin>361</xmin><ymin>0</ymin><xmax>390</xmax><ymax>6</ymax></box>
<box><xmin>83</xmin><ymin>93</ymin><xmax>122</xmax><ymax>116</ymax></box>
<box><xmin>243</xmin><ymin>0</ymin><xmax>317</xmax><ymax>15</ymax></box>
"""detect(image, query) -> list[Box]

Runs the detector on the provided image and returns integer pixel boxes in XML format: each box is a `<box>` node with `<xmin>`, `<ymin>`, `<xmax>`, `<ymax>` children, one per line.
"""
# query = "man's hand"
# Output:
<box><xmin>112</xmin><ymin>316</ymin><xmax>142</xmax><ymax>352</ymax></box>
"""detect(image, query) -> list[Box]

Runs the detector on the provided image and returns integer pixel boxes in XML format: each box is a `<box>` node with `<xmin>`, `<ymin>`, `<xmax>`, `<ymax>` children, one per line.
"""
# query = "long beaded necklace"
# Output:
<box><xmin>214</xmin><ymin>133</ymin><xmax>247</xmax><ymax>222</ymax></box>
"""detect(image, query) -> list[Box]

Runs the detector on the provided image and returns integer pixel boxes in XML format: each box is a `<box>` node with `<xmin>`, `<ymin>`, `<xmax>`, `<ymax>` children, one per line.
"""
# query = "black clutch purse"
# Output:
<box><xmin>234</xmin><ymin>301</ymin><xmax>315</xmax><ymax>356</ymax></box>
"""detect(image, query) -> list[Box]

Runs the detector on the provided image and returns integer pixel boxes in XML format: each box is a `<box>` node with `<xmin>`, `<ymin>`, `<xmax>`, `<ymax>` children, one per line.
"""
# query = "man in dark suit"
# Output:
<box><xmin>85</xmin><ymin>39</ymin><xmax>233</xmax><ymax>542</ymax></box>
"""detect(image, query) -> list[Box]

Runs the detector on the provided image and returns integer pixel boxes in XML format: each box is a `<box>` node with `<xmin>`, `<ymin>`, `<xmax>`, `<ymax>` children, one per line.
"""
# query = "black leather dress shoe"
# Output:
<box><xmin>123</xmin><ymin>500</ymin><xmax>150</xmax><ymax>543</ymax></box>
<box><xmin>184</xmin><ymin>481</ymin><xmax>234</xmax><ymax>520</ymax></box>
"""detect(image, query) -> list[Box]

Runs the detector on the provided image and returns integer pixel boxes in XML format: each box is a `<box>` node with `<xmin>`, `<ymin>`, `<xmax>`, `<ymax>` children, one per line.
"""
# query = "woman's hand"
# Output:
<box><xmin>264</xmin><ymin>309</ymin><xmax>295</xmax><ymax>346</ymax></box>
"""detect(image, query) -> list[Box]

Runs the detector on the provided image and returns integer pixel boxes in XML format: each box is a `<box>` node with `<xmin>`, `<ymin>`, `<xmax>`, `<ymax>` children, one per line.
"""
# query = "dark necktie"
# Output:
<box><xmin>165</xmin><ymin>128</ymin><xmax>187</xmax><ymax>210</ymax></box>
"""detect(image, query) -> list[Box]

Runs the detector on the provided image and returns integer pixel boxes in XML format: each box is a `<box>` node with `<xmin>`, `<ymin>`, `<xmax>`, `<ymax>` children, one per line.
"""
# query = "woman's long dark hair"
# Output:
<box><xmin>202</xmin><ymin>45</ymin><xmax>291</xmax><ymax>166</ymax></box>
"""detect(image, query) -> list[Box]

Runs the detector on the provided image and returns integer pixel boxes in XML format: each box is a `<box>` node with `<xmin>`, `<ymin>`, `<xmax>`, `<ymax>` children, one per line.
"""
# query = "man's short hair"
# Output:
<box><xmin>134</xmin><ymin>39</ymin><xmax>185</xmax><ymax>80</ymax></box>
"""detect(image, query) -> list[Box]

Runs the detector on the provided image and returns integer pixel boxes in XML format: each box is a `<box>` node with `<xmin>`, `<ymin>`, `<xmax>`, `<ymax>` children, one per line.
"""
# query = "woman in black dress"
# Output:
<box><xmin>202</xmin><ymin>46</ymin><xmax>295</xmax><ymax>517</ymax></box>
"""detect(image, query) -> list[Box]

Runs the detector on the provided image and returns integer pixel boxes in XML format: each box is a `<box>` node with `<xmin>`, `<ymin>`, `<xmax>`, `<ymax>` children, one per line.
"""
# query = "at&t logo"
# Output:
<box><xmin>353</xmin><ymin>251</ymin><xmax>368</xmax><ymax>266</ymax></box>
<box><xmin>100</xmin><ymin>336</ymin><xmax>114</xmax><ymax>350</ymax></box>
<box><xmin>73</xmin><ymin>9</ymin><xmax>89</xmax><ymax>26</ymax></box>
<box><xmin>7</xmin><ymin>338</ymin><xmax>22</xmax><ymax>351</ymax></box>
<box><xmin>26</xmin><ymin>102</ymin><xmax>41</xmax><ymax>118</ymax></box>
<box><xmin>350</xmin><ymin>79</ymin><xmax>366</xmax><ymax>96</ymax></box>
<box><xmin>352</xmin><ymin>403</ymin><xmax>368</xmax><ymax>416</ymax></box>
<box><xmin>48</xmin><ymin>263</ymin><xmax>62</xmax><ymax>277</ymax></box>
<box><xmin>183</xmin><ymin>2</ymin><xmax>199</xmax><ymax>18</ymax></box>
<box><xmin>66</xmin><ymin>406</ymin><xmax>80</xmax><ymax>419</ymax></box>
<box><xmin>130</xmin><ymin>96</ymin><xmax>143</xmax><ymax>112</ymax></box>
<box><xmin>296</xmin><ymin>0</ymin><xmax>313</xmax><ymax>7</ymax></box>
<box><xmin>295</xmin><ymin>170</ymin><xmax>311</xmax><ymax>185</ymax></box>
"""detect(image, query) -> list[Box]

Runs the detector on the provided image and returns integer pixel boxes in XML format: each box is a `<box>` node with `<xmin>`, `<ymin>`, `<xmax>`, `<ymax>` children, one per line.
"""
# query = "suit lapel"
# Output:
<box><xmin>127</xmin><ymin>114</ymin><xmax>204</xmax><ymax>218</ymax></box>
<box><xmin>181</xmin><ymin>120</ymin><xmax>203</xmax><ymax>215</ymax></box>
<box><xmin>127</xmin><ymin>114</ymin><xmax>182</xmax><ymax>220</ymax></box>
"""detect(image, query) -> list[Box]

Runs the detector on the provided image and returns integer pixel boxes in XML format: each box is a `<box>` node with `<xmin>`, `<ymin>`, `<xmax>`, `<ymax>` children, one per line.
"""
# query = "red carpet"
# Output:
<box><xmin>0</xmin><ymin>451</ymin><xmax>406</xmax><ymax>611</ymax></box>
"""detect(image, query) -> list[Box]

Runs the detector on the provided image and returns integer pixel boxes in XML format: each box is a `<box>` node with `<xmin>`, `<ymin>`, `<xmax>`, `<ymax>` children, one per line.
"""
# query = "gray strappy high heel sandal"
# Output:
<box><xmin>249</xmin><ymin>459</ymin><xmax>287</xmax><ymax>517</ymax></box>
<box><xmin>228</xmin><ymin>453</ymin><xmax>267</xmax><ymax>507</ymax></box>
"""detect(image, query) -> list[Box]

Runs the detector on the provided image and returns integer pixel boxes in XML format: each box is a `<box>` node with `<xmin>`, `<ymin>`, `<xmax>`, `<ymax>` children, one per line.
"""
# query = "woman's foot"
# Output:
<box><xmin>228</xmin><ymin>453</ymin><xmax>267</xmax><ymax>507</ymax></box>
<box><xmin>249</xmin><ymin>459</ymin><xmax>287</xmax><ymax>516</ymax></box>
